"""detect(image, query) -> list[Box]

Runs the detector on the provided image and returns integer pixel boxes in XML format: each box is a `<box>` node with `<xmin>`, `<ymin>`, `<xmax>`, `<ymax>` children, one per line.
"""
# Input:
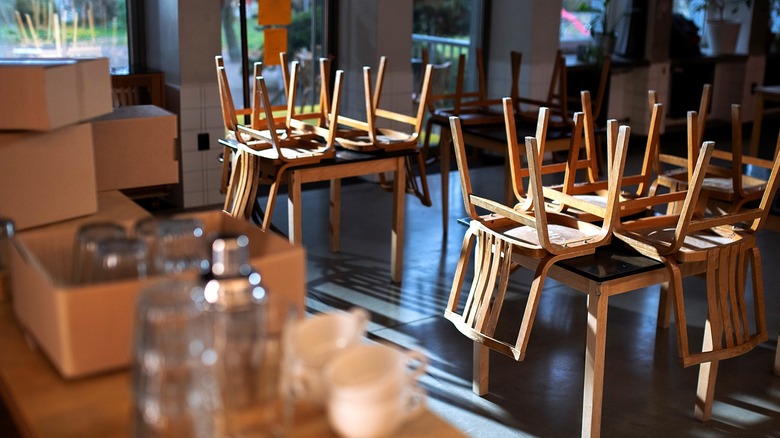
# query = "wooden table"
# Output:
<box><xmin>471</xmin><ymin>242</ymin><xmax>706</xmax><ymax>438</ymax></box>
<box><xmin>219</xmin><ymin>139</ymin><xmax>412</xmax><ymax>284</ymax></box>
<box><xmin>750</xmin><ymin>85</ymin><xmax>780</xmax><ymax>156</ymax></box>
<box><xmin>285</xmin><ymin>149</ymin><xmax>411</xmax><ymax>284</ymax></box>
<box><xmin>0</xmin><ymin>301</ymin><xmax>464</xmax><ymax>437</ymax></box>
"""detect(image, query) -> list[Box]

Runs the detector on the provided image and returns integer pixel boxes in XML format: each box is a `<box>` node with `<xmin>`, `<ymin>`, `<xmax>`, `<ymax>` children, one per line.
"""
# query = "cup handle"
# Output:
<box><xmin>349</xmin><ymin>307</ymin><xmax>370</xmax><ymax>332</ymax></box>
<box><xmin>404</xmin><ymin>349</ymin><xmax>429</xmax><ymax>381</ymax></box>
<box><xmin>402</xmin><ymin>385</ymin><xmax>427</xmax><ymax>423</ymax></box>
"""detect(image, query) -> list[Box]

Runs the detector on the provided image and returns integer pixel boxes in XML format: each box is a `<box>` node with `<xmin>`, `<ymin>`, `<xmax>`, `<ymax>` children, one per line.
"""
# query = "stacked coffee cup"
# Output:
<box><xmin>285</xmin><ymin>308</ymin><xmax>428</xmax><ymax>438</ymax></box>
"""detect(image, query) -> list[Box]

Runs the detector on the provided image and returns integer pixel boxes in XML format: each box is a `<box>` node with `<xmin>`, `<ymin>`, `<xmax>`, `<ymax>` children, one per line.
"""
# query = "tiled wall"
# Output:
<box><xmin>175</xmin><ymin>82</ymin><xmax>226</xmax><ymax>209</ymax></box>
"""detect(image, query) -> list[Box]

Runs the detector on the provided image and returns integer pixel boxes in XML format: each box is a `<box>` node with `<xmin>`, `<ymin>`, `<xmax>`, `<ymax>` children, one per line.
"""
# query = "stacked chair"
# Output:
<box><xmin>216</xmin><ymin>54</ymin><xmax>435</xmax><ymax>234</ymax></box>
<box><xmin>445</xmin><ymin>78</ymin><xmax>780</xmax><ymax>433</ymax></box>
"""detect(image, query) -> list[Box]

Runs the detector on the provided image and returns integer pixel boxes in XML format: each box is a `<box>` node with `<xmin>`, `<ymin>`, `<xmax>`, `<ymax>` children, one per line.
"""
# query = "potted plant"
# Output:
<box><xmin>695</xmin><ymin>0</ymin><xmax>752</xmax><ymax>55</ymax></box>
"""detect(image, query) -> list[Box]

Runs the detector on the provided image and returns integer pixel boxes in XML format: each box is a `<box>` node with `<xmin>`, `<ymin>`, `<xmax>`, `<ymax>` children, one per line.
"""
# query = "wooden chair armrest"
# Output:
<box><xmin>686</xmin><ymin>208</ymin><xmax>763</xmax><ymax>233</ymax></box>
<box><xmin>375</xmin><ymin>108</ymin><xmax>416</xmax><ymax>126</ymax></box>
<box><xmin>336</xmin><ymin>116</ymin><xmax>370</xmax><ymax>132</ymax></box>
<box><xmin>658</xmin><ymin>153</ymin><xmax>689</xmax><ymax>168</ymax></box>
<box><xmin>469</xmin><ymin>194</ymin><xmax>537</xmax><ymax>229</ymax></box>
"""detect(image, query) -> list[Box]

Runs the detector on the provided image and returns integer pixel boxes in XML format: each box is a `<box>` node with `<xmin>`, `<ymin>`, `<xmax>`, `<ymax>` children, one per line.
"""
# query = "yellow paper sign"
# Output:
<box><xmin>263</xmin><ymin>28</ymin><xmax>288</xmax><ymax>66</ymax></box>
<box><xmin>258</xmin><ymin>0</ymin><xmax>291</xmax><ymax>26</ymax></box>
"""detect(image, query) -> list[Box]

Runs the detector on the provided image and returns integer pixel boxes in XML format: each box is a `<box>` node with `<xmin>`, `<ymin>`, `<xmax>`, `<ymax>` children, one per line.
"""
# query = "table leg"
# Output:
<box><xmin>287</xmin><ymin>170</ymin><xmax>303</xmax><ymax>245</ymax></box>
<box><xmin>441</xmin><ymin>134</ymin><xmax>450</xmax><ymax>234</ymax></box>
<box><xmin>329</xmin><ymin>178</ymin><xmax>341</xmax><ymax>253</ymax></box>
<box><xmin>750</xmin><ymin>91</ymin><xmax>765</xmax><ymax>157</ymax></box>
<box><xmin>391</xmin><ymin>156</ymin><xmax>405</xmax><ymax>284</ymax></box>
<box><xmin>583</xmin><ymin>290</ymin><xmax>608</xmax><ymax>438</ymax></box>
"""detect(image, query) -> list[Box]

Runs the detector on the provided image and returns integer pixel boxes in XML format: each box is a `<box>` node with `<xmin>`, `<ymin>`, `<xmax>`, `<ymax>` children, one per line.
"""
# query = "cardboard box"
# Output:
<box><xmin>0</xmin><ymin>58</ymin><xmax>112</xmax><ymax>131</ymax></box>
<box><xmin>10</xmin><ymin>193</ymin><xmax>305</xmax><ymax>378</ymax></box>
<box><xmin>90</xmin><ymin>105</ymin><xmax>179</xmax><ymax>191</ymax></box>
<box><xmin>0</xmin><ymin>123</ymin><xmax>98</xmax><ymax>230</ymax></box>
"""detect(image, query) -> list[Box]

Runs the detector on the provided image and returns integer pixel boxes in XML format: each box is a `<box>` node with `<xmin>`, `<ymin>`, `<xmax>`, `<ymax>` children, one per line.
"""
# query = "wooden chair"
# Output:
<box><xmin>649</xmin><ymin>84</ymin><xmax>712</xmax><ymax>202</ymax></box>
<box><xmin>540</xmin><ymin>90</ymin><xmax>673</xmax><ymax>222</ymax></box>
<box><xmin>419</xmin><ymin>49</ymin><xmax>520</xmax><ymax>161</ymax></box>
<box><xmin>614</xmin><ymin>123</ymin><xmax>780</xmax><ymax>422</ymax></box>
<box><xmin>215</xmin><ymin>56</ymin><xmax>272</xmax><ymax>195</ymax></box>
<box><xmin>110</xmin><ymin>72</ymin><xmax>166</xmax><ymax>108</ymax></box>
<box><xmin>444</xmin><ymin>107</ymin><xmax>630</xmax><ymax>374</ymax></box>
<box><xmin>223</xmin><ymin>64</ymin><xmax>344</xmax><ymax>230</ymax></box>
<box><xmin>655</xmin><ymin>104</ymin><xmax>778</xmax><ymax>214</ymax></box>
<box><xmin>335</xmin><ymin>59</ymin><xmax>434</xmax><ymax>206</ymax></box>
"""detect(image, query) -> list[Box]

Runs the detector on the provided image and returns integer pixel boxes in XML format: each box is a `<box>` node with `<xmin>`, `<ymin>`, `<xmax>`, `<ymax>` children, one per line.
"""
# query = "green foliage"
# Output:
<box><xmin>577</xmin><ymin>0</ymin><xmax>629</xmax><ymax>37</ymax></box>
<box><xmin>413</xmin><ymin>0</ymin><xmax>471</xmax><ymax>37</ymax></box>
<box><xmin>694</xmin><ymin>0</ymin><xmax>752</xmax><ymax>21</ymax></box>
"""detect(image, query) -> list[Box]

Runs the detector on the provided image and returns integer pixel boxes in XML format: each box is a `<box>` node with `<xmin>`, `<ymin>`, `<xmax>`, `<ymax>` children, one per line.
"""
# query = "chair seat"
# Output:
<box><xmin>616</xmin><ymin>227</ymin><xmax>749</xmax><ymax>262</ymax></box>
<box><xmin>336</xmin><ymin>129</ymin><xmax>417</xmax><ymax>152</ymax></box>
<box><xmin>702</xmin><ymin>176</ymin><xmax>766</xmax><ymax>193</ymax></box>
<box><xmin>477</xmin><ymin>212</ymin><xmax>603</xmax><ymax>253</ymax></box>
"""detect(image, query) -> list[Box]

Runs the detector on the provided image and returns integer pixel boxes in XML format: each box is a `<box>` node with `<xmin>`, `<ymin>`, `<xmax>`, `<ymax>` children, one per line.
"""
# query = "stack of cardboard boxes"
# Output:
<box><xmin>0</xmin><ymin>59</ymin><xmax>305</xmax><ymax>379</ymax></box>
<box><xmin>0</xmin><ymin>58</ymin><xmax>306</xmax><ymax>379</ymax></box>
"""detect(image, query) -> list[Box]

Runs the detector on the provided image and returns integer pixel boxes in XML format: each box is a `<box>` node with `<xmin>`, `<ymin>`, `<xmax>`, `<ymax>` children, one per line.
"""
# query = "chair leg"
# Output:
<box><xmin>512</xmin><ymin>253</ymin><xmax>570</xmax><ymax>361</ymax></box>
<box><xmin>657</xmin><ymin>280</ymin><xmax>673</xmax><ymax>329</ymax></box>
<box><xmin>473</xmin><ymin>342</ymin><xmax>489</xmax><ymax>396</ymax></box>
<box><xmin>261</xmin><ymin>165</ymin><xmax>288</xmax><ymax>232</ymax></box>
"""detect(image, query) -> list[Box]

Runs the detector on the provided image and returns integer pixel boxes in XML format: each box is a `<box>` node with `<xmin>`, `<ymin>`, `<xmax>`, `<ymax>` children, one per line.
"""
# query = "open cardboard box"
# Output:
<box><xmin>10</xmin><ymin>191</ymin><xmax>305</xmax><ymax>378</ymax></box>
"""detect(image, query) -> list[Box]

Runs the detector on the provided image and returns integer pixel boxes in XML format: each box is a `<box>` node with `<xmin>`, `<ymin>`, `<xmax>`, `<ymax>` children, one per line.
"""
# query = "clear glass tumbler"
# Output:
<box><xmin>131</xmin><ymin>279</ymin><xmax>221</xmax><ymax>438</ymax></box>
<box><xmin>71</xmin><ymin>221</ymin><xmax>127</xmax><ymax>285</ymax></box>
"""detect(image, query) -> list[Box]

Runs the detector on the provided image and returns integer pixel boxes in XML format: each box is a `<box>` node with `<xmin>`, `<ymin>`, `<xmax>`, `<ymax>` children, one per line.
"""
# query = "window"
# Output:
<box><xmin>560</xmin><ymin>0</ymin><xmax>604</xmax><ymax>52</ymax></box>
<box><xmin>220</xmin><ymin>0</ymin><xmax>327</xmax><ymax>111</ymax></box>
<box><xmin>0</xmin><ymin>0</ymin><xmax>130</xmax><ymax>74</ymax></box>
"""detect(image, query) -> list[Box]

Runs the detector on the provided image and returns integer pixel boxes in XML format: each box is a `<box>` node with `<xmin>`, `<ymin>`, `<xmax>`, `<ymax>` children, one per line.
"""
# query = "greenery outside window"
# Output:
<box><xmin>0</xmin><ymin>0</ymin><xmax>129</xmax><ymax>73</ymax></box>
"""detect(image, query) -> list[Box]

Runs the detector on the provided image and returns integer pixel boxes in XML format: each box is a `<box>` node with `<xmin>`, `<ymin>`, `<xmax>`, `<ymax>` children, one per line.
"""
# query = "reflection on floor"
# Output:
<box><xmin>261</xmin><ymin>128</ymin><xmax>780</xmax><ymax>437</ymax></box>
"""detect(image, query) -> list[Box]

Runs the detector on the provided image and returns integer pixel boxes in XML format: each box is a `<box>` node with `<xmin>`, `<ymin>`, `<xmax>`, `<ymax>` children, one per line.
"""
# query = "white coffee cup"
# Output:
<box><xmin>285</xmin><ymin>307</ymin><xmax>369</xmax><ymax>402</ymax></box>
<box><xmin>327</xmin><ymin>385</ymin><xmax>426</xmax><ymax>438</ymax></box>
<box><xmin>324</xmin><ymin>343</ymin><xmax>428</xmax><ymax>438</ymax></box>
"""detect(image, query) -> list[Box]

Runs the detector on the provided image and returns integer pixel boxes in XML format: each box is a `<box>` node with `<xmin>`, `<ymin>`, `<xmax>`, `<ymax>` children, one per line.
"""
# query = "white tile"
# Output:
<box><xmin>205</xmin><ymin>106</ymin><xmax>225</xmax><ymax>130</ymax></box>
<box><xmin>179</xmin><ymin>108</ymin><xmax>202</xmax><ymax>131</ymax></box>
<box><xmin>180</xmin><ymin>129</ymin><xmax>200</xmax><ymax>152</ymax></box>
<box><xmin>182</xmin><ymin>170</ymin><xmax>205</xmax><ymax>192</ymax></box>
<box><xmin>179</xmin><ymin>84</ymin><xmax>201</xmax><ymax>110</ymax></box>
<box><xmin>181</xmin><ymin>150</ymin><xmax>205</xmax><ymax>173</ymax></box>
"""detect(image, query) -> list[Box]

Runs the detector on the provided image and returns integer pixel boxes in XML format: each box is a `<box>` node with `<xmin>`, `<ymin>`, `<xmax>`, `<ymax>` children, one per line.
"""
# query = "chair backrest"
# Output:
<box><xmin>252</xmin><ymin>67</ymin><xmax>344</xmax><ymax>161</ymax></box>
<box><xmin>337</xmin><ymin>59</ymin><xmax>434</xmax><ymax>145</ymax></box>
<box><xmin>450</xmin><ymin>109</ymin><xmax>630</xmax><ymax>256</ymax></box>
<box><xmin>215</xmin><ymin>55</ymin><xmax>264</xmax><ymax>134</ymax></box>
<box><xmin>503</xmin><ymin>97</ymin><xmax>590</xmax><ymax>205</ymax></box>
<box><xmin>111</xmin><ymin>72</ymin><xmax>165</xmax><ymax>108</ymax></box>
<box><xmin>652</xmin><ymin>83</ymin><xmax>712</xmax><ymax>179</ymax></box>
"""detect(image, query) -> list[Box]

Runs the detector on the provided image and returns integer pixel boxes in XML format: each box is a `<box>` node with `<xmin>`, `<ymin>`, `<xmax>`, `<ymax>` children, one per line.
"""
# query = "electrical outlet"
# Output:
<box><xmin>197</xmin><ymin>133</ymin><xmax>210</xmax><ymax>151</ymax></box>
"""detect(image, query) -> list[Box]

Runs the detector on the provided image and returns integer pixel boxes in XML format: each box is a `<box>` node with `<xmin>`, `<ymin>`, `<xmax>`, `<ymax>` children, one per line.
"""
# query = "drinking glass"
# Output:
<box><xmin>71</xmin><ymin>221</ymin><xmax>127</xmax><ymax>284</ymax></box>
<box><xmin>131</xmin><ymin>279</ymin><xmax>220</xmax><ymax>438</ymax></box>
<box><xmin>91</xmin><ymin>237</ymin><xmax>148</xmax><ymax>283</ymax></box>
<box><xmin>134</xmin><ymin>217</ymin><xmax>209</xmax><ymax>275</ymax></box>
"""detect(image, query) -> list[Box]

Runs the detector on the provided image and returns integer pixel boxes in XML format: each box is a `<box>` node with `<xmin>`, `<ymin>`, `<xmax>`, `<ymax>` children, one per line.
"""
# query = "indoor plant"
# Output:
<box><xmin>696</xmin><ymin>0</ymin><xmax>753</xmax><ymax>54</ymax></box>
